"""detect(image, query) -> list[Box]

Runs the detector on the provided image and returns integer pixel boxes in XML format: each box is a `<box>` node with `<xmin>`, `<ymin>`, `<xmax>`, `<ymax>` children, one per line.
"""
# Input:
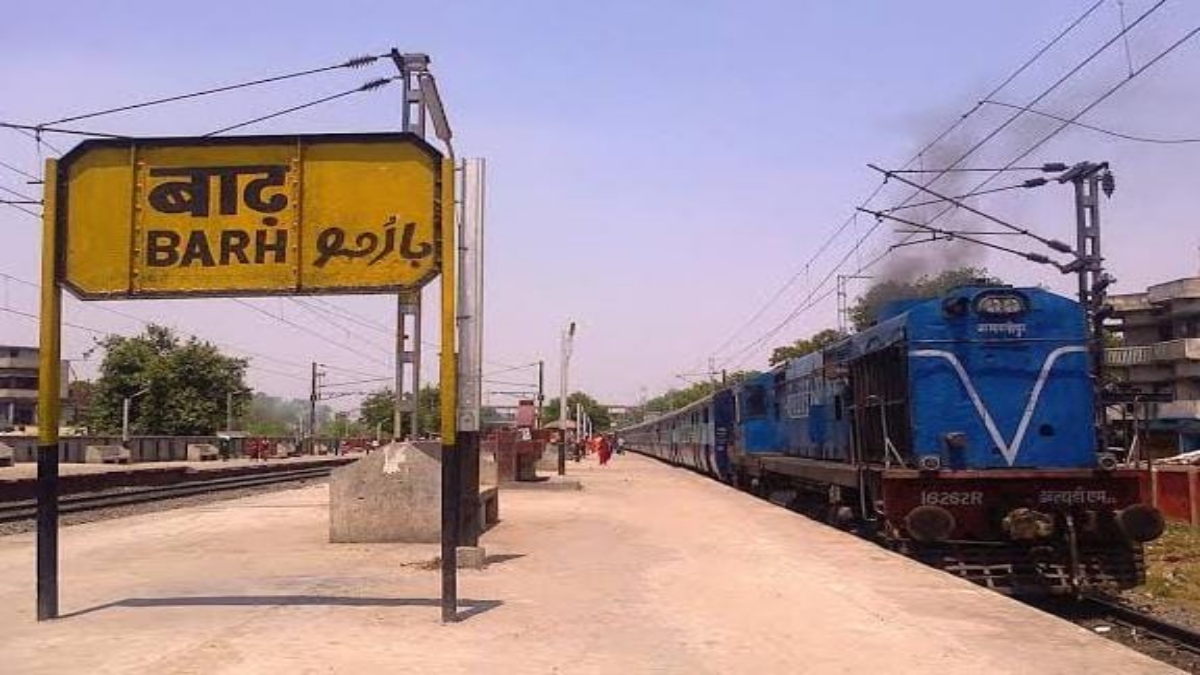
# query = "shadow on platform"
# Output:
<box><xmin>60</xmin><ymin>595</ymin><xmax>503</xmax><ymax>621</ymax></box>
<box><xmin>484</xmin><ymin>553</ymin><xmax>525</xmax><ymax>565</ymax></box>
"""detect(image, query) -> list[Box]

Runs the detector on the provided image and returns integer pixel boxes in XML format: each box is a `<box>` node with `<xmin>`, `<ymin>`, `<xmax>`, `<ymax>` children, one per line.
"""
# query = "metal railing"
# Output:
<box><xmin>1106</xmin><ymin>338</ymin><xmax>1200</xmax><ymax>366</ymax></box>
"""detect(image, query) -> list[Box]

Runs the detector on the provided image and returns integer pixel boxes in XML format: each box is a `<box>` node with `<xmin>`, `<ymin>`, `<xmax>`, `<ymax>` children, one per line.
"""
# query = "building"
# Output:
<box><xmin>1106</xmin><ymin>277</ymin><xmax>1200</xmax><ymax>455</ymax></box>
<box><xmin>0</xmin><ymin>346</ymin><xmax>70</xmax><ymax>432</ymax></box>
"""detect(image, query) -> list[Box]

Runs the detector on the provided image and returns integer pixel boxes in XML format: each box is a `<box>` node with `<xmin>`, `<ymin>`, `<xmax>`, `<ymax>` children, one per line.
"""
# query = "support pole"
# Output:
<box><xmin>395</xmin><ymin>295</ymin><xmax>406</xmax><ymax>440</ymax></box>
<box><xmin>537</xmin><ymin>360</ymin><xmax>545</xmax><ymax>428</ymax></box>
<box><xmin>557</xmin><ymin>323</ymin><xmax>575</xmax><ymax>476</ymax></box>
<box><xmin>121</xmin><ymin>397</ymin><xmax>131</xmax><ymax>443</ymax></box>
<box><xmin>309</xmin><ymin>362</ymin><xmax>319</xmax><ymax>453</ymax></box>
<box><xmin>438</xmin><ymin>158</ymin><xmax>459</xmax><ymax>623</ymax></box>
<box><xmin>1068</xmin><ymin>162</ymin><xmax>1112</xmax><ymax>453</ymax></box>
<box><xmin>36</xmin><ymin>159</ymin><xmax>61</xmax><ymax>621</ymax></box>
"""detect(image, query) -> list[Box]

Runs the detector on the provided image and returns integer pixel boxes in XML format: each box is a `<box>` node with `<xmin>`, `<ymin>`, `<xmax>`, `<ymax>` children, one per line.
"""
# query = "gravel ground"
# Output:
<box><xmin>1023</xmin><ymin>596</ymin><xmax>1200</xmax><ymax>674</ymax></box>
<box><xmin>0</xmin><ymin>476</ymin><xmax>330</xmax><ymax>537</ymax></box>
<box><xmin>1076</xmin><ymin>612</ymin><xmax>1200</xmax><ymax>673</ymax></box>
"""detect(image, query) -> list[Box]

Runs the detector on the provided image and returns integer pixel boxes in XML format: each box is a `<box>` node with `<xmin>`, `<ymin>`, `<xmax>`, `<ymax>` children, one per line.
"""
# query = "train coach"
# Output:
<box><xmin>622</xmin><ymin>283</ymin><xmax>1164</xmax><ymax>595</ymax></box>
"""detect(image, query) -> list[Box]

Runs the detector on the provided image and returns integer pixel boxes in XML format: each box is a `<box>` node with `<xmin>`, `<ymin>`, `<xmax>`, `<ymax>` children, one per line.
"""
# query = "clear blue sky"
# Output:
<box><xmin>2</xmin><ymin>1</ymin><xmax>1199</xmax><ymax>409</ymax></box>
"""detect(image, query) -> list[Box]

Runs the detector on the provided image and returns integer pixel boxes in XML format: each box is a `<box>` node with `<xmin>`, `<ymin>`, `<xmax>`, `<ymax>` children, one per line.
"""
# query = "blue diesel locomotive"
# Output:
<box><xmin>623</xmin><ymin>283</ymin><xmax>1164</xmax><ymax>594</ymax></box>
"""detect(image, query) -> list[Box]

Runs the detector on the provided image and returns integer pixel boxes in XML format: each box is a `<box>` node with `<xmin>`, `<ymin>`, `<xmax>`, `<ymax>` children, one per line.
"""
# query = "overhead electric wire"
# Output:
<box><xmin>42</xmin><ymin>54</ymin><xmax>383</xmax><ymax>127</ymax></box>
<box><xmin>704</xmin><ymin>0</ymin><xmax>1106</xmax><ymax>366</ymax></box>
<box><xmin>0</xmin><ymin>181</ymin><xmax>40</xmax><ymax>216</ymax></box>
<box><xmin>0</xmin><ymin>183</ymin><xmax>37</xmax><ymax>202</ymax></box>
<box><xmin>1</xmin><ymin>306</ymin><xmax>308</xmax><ymax>382</ymax></box>
<box><xmin>0</xmin><ymin>270</ymin><xmax>374</xmax><ymax>382</ymax></box>
<box><xmin>718</xmin><ymin>0</ymin><xmax>1171</xmax><ymax>369</ymax></box>
<box><xmin>812</xmin><ymin>20</ymin><xmax>1200</xmax><ymax>359</ymax></box>
<box><xmin>2</xmin><ymin>124</ymin><xmax>64</xmax><ymax>155</ymax></box>
<box><xmin>288</xmin><ymin>298</ymin><xmax>394</xmax><ymax>358</ymax></box>
<box><xmin>979</xmin><ymin>99</ymin><xmax>1200</xmax><ymax>144</ymax></box>
<box><xmin>205</xmin><ymin>77</ymin><xmax>395</xmax><ymax>136</ymax></box>
<box><xmin>0</xmin><ymin>121</ymin><xmax>127</xmax><ymax>138</ymax></box>
<box><xmin>232</xmin><ymin>298</ymin><xmax>392</xmax><ymax>368</ymax></box>
<box><xmin>0</xmin><ymin>200</ymin><xmax>38</xmax><ymax>218</ymax></box>
<box><xmin>916</xmin><ymin>20</ymin><xmax>1200</xmax><ymax>237</ymax></box>
<box><xmin>0</xmin><ymin>159</ymin><xmax>37</xmax><ymax>181</ymax></box>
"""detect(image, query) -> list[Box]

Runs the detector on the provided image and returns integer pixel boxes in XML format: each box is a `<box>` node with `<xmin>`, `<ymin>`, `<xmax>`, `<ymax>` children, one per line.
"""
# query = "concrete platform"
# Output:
<box><xmin>0</xmin><ymin>454</ymin><xmax>1178</xmax><ymax>674</ymax></box>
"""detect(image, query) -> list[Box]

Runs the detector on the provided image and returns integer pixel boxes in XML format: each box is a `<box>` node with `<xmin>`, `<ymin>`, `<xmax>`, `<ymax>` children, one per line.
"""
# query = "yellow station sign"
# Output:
<box><xmin>56</xmin><ymin>133</ymin><xmax>445</xmax><ymax>298</ymax></box>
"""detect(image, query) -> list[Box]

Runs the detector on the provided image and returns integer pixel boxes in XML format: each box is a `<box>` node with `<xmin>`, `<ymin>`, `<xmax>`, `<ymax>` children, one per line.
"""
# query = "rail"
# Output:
<box><xmin>0</xmin><ymin>465</ymin><xmax>334</xmax><ymax>523</ymax></box>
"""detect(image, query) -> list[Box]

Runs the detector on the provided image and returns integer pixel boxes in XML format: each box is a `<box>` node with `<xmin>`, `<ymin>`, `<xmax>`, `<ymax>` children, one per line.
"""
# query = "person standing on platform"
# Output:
<box><xmin>597</xmin><ymin>434</ymin><xmax>613</xmax><ymax>466</ymax></box>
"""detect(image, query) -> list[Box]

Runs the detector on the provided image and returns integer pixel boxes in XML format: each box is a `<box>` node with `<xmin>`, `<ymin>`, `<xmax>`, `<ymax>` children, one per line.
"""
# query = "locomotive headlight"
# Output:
<box><xmin>975</xmin><ymin>293</ymin><xmax>1027</xmax><ymax>316</ymax></box>
<box><xmin>1116</xmin><ymin>504</ymin><xmax>1166</xmax><ymax>543</ymax></box>
<box><xmin>905</xmin><ymin>505</ymin><xmax>956</xmax><ymax>543</ymax></box>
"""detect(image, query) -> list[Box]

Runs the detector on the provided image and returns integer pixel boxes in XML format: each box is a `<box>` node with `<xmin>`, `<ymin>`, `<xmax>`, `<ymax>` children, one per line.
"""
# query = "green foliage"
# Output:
<box><xmin>358</xmin><ymin>385</ymin><xmax>440</xmax><ymax>437</ymax></box>
<box><xmin>88</xmin><ymin>325</ymin><xmax>250</xmax><ymax>436</ymax></box>
<box><xmin>640</xmin><ymin>371</ymin><xmax>759</xmax><ymax>416</ymax></box>
<box><xmin>849</xmin><ymin>267</ymin><xmax>1001</xmax><ymax>330</ymax></box>
<box><xmin>768</xmin><ymin>328</ymin><xmax>847</xmax><ymax>366</ymax></box>
<box><xmin>543</xmin><ymin>391</ymin><xmax>611</xmax><ymax>431</ymax></box>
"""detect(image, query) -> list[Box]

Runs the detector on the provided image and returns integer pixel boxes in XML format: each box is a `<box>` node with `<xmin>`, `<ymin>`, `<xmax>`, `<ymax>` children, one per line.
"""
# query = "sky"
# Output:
<box><xmin>1</xmin><ymin>0</ymin><xmax>1199</xmax><ymax>412</ymax></box>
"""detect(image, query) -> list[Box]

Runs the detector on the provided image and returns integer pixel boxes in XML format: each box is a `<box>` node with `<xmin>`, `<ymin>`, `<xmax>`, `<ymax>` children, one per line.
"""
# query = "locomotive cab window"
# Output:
<box><xmin>743</xmin><ymin>385</ymin><xmax>767</xmax><ymax>418</ymax></box>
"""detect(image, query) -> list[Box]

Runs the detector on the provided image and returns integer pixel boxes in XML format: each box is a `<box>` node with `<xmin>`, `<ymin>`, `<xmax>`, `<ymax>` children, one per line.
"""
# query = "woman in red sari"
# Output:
<box><xmin>597</xmin><ymin>434</ymin><xmax>613</xmax><ymax>466</ymax></box>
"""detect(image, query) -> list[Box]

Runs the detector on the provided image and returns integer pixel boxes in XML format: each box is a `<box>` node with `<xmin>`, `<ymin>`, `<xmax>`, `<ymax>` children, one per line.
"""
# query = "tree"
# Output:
<box><xmin>358</xmin><ymin>385</ymin><xmax>440</xmax><ymax>437</ymax></box>
<box><xmin>543</xmin><ymin>391</ymin><xmax>611</xmax><ymax>431</ymax></box>
<box><xmin>639</xmin><ymin>370</ymin><xmax>759</xmax><ymax>417</ymax></box>
<box><xmin>768</xmin><ymin>328</ymin><xmax>847</xmax><ymax>366</ymax></box>
<box><xmin>849</xmin><ymin>267</ymin><xmax>1001</xmax><ymax>330</ymax></box>
<box><xmin>88</xmin><ymin>325</ymin><xmax>250</xmax><ymax>436</ymax></box>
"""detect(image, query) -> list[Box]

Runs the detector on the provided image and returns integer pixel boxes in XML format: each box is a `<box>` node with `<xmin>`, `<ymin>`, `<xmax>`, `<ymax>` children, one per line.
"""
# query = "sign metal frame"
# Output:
<box><xmin>54</xmin><ymin>132</ymin><xmax>445</xmax><ymax>300</ymax></box>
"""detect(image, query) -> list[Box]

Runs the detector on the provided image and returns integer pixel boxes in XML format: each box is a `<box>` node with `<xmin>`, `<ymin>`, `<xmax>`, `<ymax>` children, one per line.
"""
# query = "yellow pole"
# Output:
<box><xmin>439</xmin><ymin>158</ymin><xmax>457</xmax><ymax>445</ymax></box>
<box><xmin>36</xmin><ymin>159</ymin><xmax>62</xmax><ymax>621</ymax></box>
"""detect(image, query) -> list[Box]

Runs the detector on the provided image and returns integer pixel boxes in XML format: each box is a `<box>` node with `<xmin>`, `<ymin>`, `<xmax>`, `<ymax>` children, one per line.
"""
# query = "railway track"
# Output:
<box><xmin>0</xmin><ymin>466</ymin><xmax>334</xmax><ymax>523</ymax></box>
<box><xmin>1078</xmin><ymin>595</ymin><xmax>1200</xmax><ymax>655</ymax></box>
<box><xmin>1021</xmin><ymin>594</ymin><xmax>1200</xmax><ymax>672</ymax></box>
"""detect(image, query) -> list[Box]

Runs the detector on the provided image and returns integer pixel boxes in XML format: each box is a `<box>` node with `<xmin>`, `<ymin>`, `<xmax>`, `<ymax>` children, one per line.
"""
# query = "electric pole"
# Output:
<box><xmin>308</xmin><ymin>362</ymin><xmax>321</xmax><ymax>454</ymax></box>
<box><xmin>558</xmin><ymin>322</ymin><xmax>576</xmax><ymax>476</ymax></box>
<box><xmin>1059</xmin><ymin>161</ymin><xmax>1116</xmax><ymax>452</ymax></box>
<box><xmin>536</xmin><ymin>360</ymin><xmax>545</xmax><ymax>428</ymax></box>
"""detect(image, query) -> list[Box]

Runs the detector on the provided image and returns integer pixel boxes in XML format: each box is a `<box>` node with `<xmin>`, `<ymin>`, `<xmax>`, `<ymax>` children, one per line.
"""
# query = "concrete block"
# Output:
<box><xmin>480</xmin><ymin>487</ymin><xmax>500</xmax><ymax>529</ymax></box>
<box><xmin>84</xmin><ymin>445</ymin><xmax>131</xmax><ymax>464</ymax></box>
<box><xmin>186</xmin><ymin>443</ymin><xmax>220</xmax><ymax>462</ymax></box>
<box><xmin>0</xmin><ymin>443</ymin><xmax>12</xmax><ymax>467</ymax></box>
<box><xmin>480</xmin><ymin>452</ymin><xmax>499</xmax><ymax>487</ymax></box>
<box><xmin>329</xmin><ymin>441</ymin><xmax>442</xmax><ymax>543</ymax></box>
<box><xmin>457</xmin><ymin>545</ymin><xmax>487</xmax><ymax>570</ymax></box>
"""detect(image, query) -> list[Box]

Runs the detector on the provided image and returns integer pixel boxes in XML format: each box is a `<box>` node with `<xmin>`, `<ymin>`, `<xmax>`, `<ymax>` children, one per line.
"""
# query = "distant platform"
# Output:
<box><xmin>0</xmin><ymin>454</ymin><xmax>1175</xmax><ymax>673</ymax></box>
<box><xmin>0</xmin><ymin>455</ymin><xmax>356</xmax><ymax>483</ymax></box>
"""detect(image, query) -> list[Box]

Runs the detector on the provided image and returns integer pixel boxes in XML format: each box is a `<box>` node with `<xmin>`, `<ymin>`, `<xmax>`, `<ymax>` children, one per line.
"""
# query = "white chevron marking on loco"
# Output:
<box><xmin>909</xmin><ymin>346</ymin><xmax>1088</xmax><ymax>466</ymax></box>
